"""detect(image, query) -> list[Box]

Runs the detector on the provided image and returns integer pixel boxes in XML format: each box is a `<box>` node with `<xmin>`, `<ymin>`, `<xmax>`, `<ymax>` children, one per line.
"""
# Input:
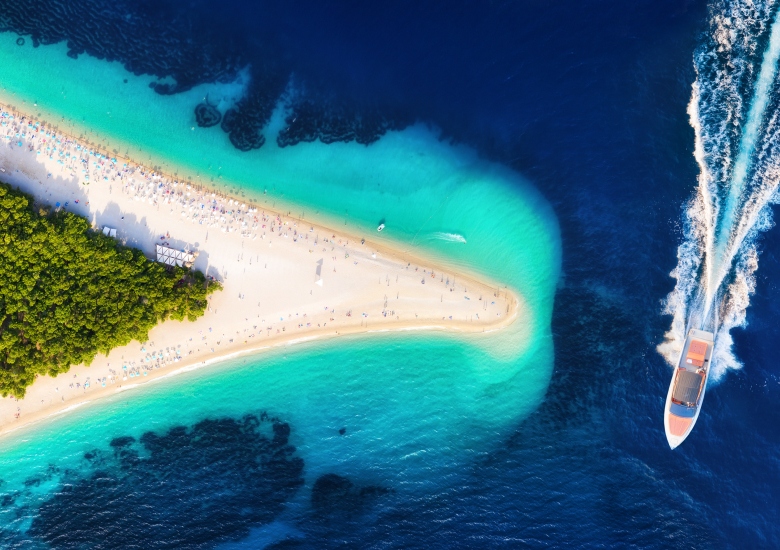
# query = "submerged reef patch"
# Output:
<box><xmin>24</xmin><ymin>413</ymin><xmax>304</xmax><ymax>549</ymax></box>
<box><xmin>0</xmin><ymin>1</ymin><xmax>238</xmax><ymax>90</ymax></box>
<box><xmin>194</xmin><ymin>102</ymin><xmax>221</xmax><ymax>127</ymax></box>
<box><xmin>311</xmin><ymin>473</ymin><xmax>391</xmax><ymax>516</ymax></box>
<box><xmin>0</xmin><ymin>0</ymin><xmax>408</xmax><ymax>151</ymax></box>
<box><xmin>277</xmin><ymin>98</ymin><xmax>410</xmax><ymax>148</ymax></box>
<box><xmin>219</xmin><ymin>75</ymin><xmax>286</xmax><ymax>151</ymax></box>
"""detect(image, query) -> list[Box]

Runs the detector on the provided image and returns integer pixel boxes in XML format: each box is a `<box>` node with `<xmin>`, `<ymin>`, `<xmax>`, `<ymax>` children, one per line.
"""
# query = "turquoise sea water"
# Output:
<box><xmin>0</xmin><ymin>31</ymin><xmax>559</xmax><ymax>532</ymax></box>
<box><xmin>2</xmin><ymin>2</ymin><xmax>780</xmax><ymax>547</ymax></box>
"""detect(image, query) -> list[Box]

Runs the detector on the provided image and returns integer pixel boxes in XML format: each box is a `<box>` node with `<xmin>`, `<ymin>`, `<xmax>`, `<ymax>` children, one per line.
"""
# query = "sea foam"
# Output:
<box><xmin>661</xmin><ymin>0</ymin><xmax>780</xmax><ymax>380</ymax></box>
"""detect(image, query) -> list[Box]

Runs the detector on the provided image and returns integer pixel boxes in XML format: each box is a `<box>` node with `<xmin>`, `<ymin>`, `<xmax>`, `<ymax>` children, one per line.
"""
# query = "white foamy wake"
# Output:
<box><xmin>660</xmin><ymin>0</ymin><xmax>780</xmax><ymax>380</ymax></box>
<box><xmin>427</xmin><ymin>232</ymin><xmax>467</xmax><ymax>244</ymax></box>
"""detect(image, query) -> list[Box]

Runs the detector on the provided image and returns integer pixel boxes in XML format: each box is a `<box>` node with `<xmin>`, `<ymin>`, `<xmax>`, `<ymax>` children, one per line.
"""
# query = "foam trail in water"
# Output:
<box><xmin>661</xmin><ymin>0</ymin><xmax>780</xmax><ymax>380</ymax></box>
<box><xmin>427</xmin><ymin>232</ymin><xmax>467</xmax><ymax>244</ymax></box>
<box><xmin>707</xmin><ymin>5</ymin><xmax>780</xmax><ymax>316</ymax></box>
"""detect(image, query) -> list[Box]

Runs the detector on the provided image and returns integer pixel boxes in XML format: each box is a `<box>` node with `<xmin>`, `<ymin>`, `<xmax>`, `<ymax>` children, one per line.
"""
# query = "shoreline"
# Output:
<box><xmin>0</xmin><ymin>91</ymin><xmax>513</xmax><ymax>290</ymax></box>
<box><xmin>0</xmin><ymin>318</ymin><xmax>514</xmax><ymax>443</ymax></box>
<box><xmin>0</xmin><ymin>98</ymin><xmax>522</xmax><ymax>442</ymax></box>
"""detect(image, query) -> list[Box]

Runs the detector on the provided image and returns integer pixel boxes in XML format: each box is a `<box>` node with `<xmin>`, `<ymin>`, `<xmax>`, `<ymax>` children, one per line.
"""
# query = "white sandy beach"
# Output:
<box><xmin>0</xmin><ymin>104</ymin><xmax>521</xmax><ymax>439</ymax></box>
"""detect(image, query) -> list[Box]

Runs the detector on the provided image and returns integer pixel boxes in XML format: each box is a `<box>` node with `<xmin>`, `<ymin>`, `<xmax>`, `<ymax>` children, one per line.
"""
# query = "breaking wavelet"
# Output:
<box><xmin>427</xmin><ymin>232</ymin><xmax>467</xmax><ymax>244</ymax></box>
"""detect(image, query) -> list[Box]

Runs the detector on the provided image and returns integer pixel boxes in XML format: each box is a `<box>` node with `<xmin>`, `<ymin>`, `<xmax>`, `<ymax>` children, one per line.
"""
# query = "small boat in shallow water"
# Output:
<box><xmin>377</xmin><ymin>223</ymin><xmax>385</xmax><ymax>232</ymax></box>
<box><xmin>664</xmin><ymin>328</ymin><xmax>714</xmax><ymax>449</ymax></box>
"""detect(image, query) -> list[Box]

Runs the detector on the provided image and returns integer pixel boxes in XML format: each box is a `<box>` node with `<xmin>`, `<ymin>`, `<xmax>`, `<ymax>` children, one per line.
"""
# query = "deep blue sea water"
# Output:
<box><xmin>1</xmin><ymin>0</ymin><xmax>779</xmax><ymax>548</ymax></box>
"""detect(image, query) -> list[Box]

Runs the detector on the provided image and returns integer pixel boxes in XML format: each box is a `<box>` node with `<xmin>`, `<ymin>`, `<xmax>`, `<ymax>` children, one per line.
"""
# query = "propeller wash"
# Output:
<box><xmin>660</xmin><ymin>0</ymin><xmax>780</xmax><ymax>380</ymax></box>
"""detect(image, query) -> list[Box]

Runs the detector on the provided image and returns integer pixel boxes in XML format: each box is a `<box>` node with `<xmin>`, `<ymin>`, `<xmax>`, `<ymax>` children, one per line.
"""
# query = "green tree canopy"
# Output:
<box><xmin>0</xmin><ymin>182</ymin><xmax>220</xmax><ymax>397</ymax></box>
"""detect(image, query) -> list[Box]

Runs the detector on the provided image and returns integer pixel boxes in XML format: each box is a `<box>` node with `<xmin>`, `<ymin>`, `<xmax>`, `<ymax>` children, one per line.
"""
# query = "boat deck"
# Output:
<box><xmin>665</xmin><ymin>328</ymin><xmax>715</xmax><ymax>447</ymax></box>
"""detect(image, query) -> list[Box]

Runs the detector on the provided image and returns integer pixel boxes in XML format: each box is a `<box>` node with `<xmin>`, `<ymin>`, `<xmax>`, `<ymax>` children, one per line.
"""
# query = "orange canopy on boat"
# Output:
<box><xmin>685</xmin><ymin>339</ymin><xmax>708</xmax><ymax>367</ymax></box>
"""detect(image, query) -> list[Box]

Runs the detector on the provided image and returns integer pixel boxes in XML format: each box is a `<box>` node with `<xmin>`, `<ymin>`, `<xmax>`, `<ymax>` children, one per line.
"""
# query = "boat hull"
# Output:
<box><xmin>664</xmin><ymin>328</ymin><xmax>714</xmax><ymax>449</ymax></box>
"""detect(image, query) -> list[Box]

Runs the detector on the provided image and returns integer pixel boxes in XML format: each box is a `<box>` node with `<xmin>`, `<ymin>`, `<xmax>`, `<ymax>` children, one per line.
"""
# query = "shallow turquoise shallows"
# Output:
<box><xmin>0</xmin><ymin>33</ymin><xmax>560</xmax><ymax>504</ymax></box>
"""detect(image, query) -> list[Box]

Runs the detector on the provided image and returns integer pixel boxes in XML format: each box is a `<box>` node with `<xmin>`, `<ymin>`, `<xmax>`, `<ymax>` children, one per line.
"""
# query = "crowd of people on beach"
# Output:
<box><xmin>3</xmin><ymin>107</ymin><xmax>261</xmax><ymax>239</ymax></box>
<box><xmin>1</xmin><ymin>106</ymin><xmax>356</xmax><ymax>250</ymax></box>
<box><xmin>0</xmin><ymin>104</ymin><xmax>507</xmax><ymax>425</ymax></box>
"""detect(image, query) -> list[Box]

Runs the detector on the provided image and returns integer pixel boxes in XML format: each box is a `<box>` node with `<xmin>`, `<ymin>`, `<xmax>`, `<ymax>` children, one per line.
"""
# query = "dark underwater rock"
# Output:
<box><xmin>277</xmin><ymin>98</ymin><xmax>410</xmax><ymax>148</ymax></box>
<box><xmin>311</xmin><ymin>473</ymin><xmax>391</xmax><ymax>515</ymax></box>
<box><xmin>221</xmin><ymin>106</ymin><xmax>265</xmax><ymax>151</ymax></box>
<box><xmin>312</xmin><ymin>473</ymin><xmax>354</xmax><ymax>511</ymax></box>
<box><xmin>220</xmin><ymin>72</ymin><xmax>287</xmax><ymax>151</ymax></box>
<box><xmin>109</xmin><ymin>435</ymin><xmax>135</xmax><ymax>448</ymax></box>
<box><xmin>28</xmin><ymin>413</ymin><xmax>305</xmax><ymax>549</ymax></box>
<box><xmin>21</xmin><ymin>464</ymin><xmax>60</xmax><ymax>489</ymax></box>
<box><xmin>0</xmin><ymin>0</ymin><xmax>410</xmax><ymax>153</ymax></box>
<box><xmin>194</xmin><ymin>102</ymin><xmax>221</xmax><ymax>127</ymax></box>
<box><xmin>0</xmin><ymin>0</ymin><xmax>240</xmax><ymax>95</ymax></box>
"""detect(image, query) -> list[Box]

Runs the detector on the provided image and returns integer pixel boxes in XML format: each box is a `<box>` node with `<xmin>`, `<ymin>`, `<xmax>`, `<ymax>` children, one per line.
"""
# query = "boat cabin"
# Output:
<box><xmin>668</xmin><ymin>339</ymin><xmax>709</xmax><ymax>437</ymax></box>
<box><xmin>672</xmin><ymin>369</ymin><xmax>704</xmax><ymax>407</ymax></box>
